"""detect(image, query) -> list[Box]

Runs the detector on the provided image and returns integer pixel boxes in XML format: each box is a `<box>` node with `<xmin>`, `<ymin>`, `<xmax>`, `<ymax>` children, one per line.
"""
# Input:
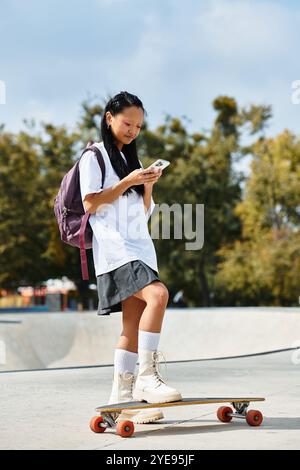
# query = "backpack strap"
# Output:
<box><xmin>79</xmin><ymin>212</ymin><xmax>91</xmax><ymax>280</ymax></box>
<box><xmin>80</xmin><ymin>145</ymin><xmax>106</xmax><ymax>187</ymax></box>
<box><xmin>79</xmin><ymin>145</ymin><xmax>106</xmax><ymax>280</ymax></box>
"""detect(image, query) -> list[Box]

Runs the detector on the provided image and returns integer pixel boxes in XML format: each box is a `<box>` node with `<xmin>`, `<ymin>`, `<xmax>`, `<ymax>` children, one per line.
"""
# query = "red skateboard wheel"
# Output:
<box><xmin>90</xmin><ymin>416</ymin><xmax>106</xmax><ymax>433</ymax></box>
<box><xmin>217</xmin><ymin>406</ymin><xmax>233</xmax><ymax>423</ymax></box>
<box><xmin>116</xmin><ymin>420</ymin><xmax>135</xmax><ymax>438</ymax></box>
<box><xmin>246</xmin><ymin>410</ymin><xmax>263</xmax><ymax>426</ymax></box>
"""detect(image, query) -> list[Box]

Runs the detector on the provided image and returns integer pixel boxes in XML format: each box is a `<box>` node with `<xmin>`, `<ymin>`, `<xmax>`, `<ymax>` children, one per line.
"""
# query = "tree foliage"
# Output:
<box><xmin>0</xmin><ymin>96</ymin><xmax>298</xmax><ymax>307</ymax></box>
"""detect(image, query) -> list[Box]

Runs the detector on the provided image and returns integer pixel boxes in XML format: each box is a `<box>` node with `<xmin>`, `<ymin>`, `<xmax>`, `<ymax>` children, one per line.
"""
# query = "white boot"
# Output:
<box><xmin>108</xmin><ymin>371</ymin><xmax>135</xmax><ymax>404</ymax></box>
<box><xmin>108</xmin><ymin>371</ymin><xmax>164</xmax><ymax>424</ymax></box>
<box><xmin>133</xmin><ymin>350</ymin><xmax>182</xmax><ymax>403</ymax></box>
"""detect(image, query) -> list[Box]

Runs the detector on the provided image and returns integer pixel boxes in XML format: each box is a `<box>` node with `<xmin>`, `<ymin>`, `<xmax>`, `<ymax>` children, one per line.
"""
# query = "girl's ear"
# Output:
<box><xmin>105</xmin><ymin>111</ymin><xmax>112</xmax><ymax>126</ymax></box>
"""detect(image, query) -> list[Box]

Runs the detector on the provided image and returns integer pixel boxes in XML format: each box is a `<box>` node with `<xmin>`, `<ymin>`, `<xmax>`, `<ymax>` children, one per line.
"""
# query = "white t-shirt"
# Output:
<box><xmin>79</xmin><ymin>141</ymin><xmax>158</xmax><ymax>276</ymax></box>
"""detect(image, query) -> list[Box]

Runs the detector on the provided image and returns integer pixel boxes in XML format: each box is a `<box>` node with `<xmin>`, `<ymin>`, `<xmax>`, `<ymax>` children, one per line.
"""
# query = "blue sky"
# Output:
<box><xmin>0</xmin><ymin>0</ymin><xmax>300</xmax><ymax>140</ymax></box>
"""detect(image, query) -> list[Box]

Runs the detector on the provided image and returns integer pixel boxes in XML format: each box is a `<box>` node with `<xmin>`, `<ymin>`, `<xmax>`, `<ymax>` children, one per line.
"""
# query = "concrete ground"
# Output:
<box><xmin>0</xmin><ymin>349</ymin><xmax>299</xmax><ymax>450</ymax></box>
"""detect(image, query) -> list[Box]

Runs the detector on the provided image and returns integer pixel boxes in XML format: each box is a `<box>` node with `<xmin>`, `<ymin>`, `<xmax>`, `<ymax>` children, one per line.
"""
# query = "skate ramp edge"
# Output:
<box><xmin>0</xmin><ymin>307</ymin><xmax>300</xmax><ymax>371</ymax></box>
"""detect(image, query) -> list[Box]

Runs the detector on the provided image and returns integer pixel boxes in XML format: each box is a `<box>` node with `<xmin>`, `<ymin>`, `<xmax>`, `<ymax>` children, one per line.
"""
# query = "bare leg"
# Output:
<box><xmin>113</xmin><ymin>295</ymin><xmax>166</xmax><ymax>421</ymax></box>
<box><xmin>132</xmin><ymin>281</ymin><xmax>169</xmax><ymax>333</ymax></box>
<box><xmin>117</xmin><ymin>296</ymin><xmax>147</xmax><ymax>352</ymax></box>
<box><xmin>131</xmin><ymin>282</ymin><xmax>181</xmax><ymax>403</ymax></box>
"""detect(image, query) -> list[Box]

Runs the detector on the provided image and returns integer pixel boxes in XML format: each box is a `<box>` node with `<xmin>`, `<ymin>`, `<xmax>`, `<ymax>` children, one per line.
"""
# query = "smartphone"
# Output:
<box><xmin>147</xmin><ymin>159</ymin><xmax>171</xmax><ymax>171</ymax></box>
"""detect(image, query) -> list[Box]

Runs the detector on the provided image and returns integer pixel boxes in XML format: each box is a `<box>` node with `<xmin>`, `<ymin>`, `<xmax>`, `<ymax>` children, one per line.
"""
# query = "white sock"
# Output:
<box><xmin>138</xmin><ymin>330</ymin><xmax>161</xmax><ymax>351</ymax></box>
<box><xmin>114</xmin><ymin>349</ymin><xmax>138</xmax><ymax>374</ymax></box>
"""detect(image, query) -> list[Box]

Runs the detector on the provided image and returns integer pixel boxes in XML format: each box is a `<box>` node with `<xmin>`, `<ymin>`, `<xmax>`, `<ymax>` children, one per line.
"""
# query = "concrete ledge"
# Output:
<box><xmin>0</xmin><ymin>307</ymin><xmax>300</xmax><ymax>371</ymax></box>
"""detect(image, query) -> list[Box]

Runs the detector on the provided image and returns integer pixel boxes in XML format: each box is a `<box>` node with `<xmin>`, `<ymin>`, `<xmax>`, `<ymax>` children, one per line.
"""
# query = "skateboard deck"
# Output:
<box><xmin>90</xmin><ymin>397</ymin><xmax>265</xmax><ymax>437</ymax></box>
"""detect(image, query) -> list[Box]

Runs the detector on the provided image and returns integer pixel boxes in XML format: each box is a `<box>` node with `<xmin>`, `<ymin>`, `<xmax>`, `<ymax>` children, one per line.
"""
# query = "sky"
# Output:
<box><xmin>0</xmin><ymin>0</ymin><xmax>300</xmax><ymax>142</ymax></box>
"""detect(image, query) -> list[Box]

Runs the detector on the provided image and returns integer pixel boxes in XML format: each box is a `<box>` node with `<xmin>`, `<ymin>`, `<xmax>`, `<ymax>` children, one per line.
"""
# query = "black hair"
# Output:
<box><xmin>100</xmin><ymin>91</ymin><xmax>147</xmax><ymax>197</ymax></box>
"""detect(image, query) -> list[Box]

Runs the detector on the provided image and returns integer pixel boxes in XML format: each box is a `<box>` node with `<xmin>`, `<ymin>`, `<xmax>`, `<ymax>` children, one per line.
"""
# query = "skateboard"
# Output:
<box><xmin>90</xmin><ymin>397</ymin><xmax>265</xmax><ymax>438</ymax></box>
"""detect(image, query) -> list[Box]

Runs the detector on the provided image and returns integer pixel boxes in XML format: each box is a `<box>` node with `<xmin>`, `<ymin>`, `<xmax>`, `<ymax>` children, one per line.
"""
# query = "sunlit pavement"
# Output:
<box><xmin>1</xmin><ymin>350</ymin><xmax>299</xmax><ymax>450</ymax></box>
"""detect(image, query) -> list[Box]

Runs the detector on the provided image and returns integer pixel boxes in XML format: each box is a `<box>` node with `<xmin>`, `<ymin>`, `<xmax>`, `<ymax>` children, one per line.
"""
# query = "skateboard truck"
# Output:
<box><xmin>232</xmin><ymin>401</ymin><xmax>249</xmax><ymax>414</ymax></box>
<box><xmin>101</xmin><ymin>412</ymin><xmax>119</xmax><ymax>428</ymax></box>
<box><xmin>231</xmin><ymin>401</ymin><xmax>250</xmax><ymax>418</ymax></box>
<box><xmin>90</xmin><ymin>411</ymin><xmax>135</xmax><ymax>438</ymax></box>
<box><xmin>217</xmin><ymin>401</ymin><xmax>263</xmax><ymax>426</ymax></box>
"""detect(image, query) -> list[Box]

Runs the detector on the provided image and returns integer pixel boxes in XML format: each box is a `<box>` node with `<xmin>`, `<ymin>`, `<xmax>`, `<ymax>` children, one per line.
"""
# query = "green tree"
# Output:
<box><xmin>137</xmin><ymin>98</ymin><xmax>271</xmax><ymax>306</ymax></box>
<box><xmin>0</xmin><ymin>128</ymin><xmax>49</xmax><ymax>289</ymax></box>
<box><xmin>216</xmin><ymin>131</ymin><xmax>300</xmax><ymax>305</ymax></box>
<box><xmin>2</xmin><ymin>95</ymin><xmax>289</xmax><ymax>310</ymax></box>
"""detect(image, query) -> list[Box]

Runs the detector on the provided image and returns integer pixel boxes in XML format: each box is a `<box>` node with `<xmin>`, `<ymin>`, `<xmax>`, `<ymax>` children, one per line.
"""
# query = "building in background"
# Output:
<box><xmin>0</xmin><ymin>277</ymin><xmax>97</xmax><ymax>312</ymax></box>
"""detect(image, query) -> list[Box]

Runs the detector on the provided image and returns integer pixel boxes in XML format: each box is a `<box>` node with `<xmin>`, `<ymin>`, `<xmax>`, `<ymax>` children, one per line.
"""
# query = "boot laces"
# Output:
<box><xmin>124</xmin><ymin>373</ymin><xmax>135</xmax><ymax>395</ymax></box>
<box><xmin>152</xmin><ymin>351</ymin><xmax>167</xmax><ymax>385</ymax></box>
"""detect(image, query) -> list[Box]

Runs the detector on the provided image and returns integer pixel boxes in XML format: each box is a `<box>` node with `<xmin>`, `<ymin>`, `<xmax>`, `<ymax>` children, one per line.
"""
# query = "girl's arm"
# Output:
<box><xmin>143</xmin><ymin>184</ymin><xmax>153</xmax><ymax>216</ymax></box>
<box><xmin>143</xmin><ymin>167</ymin><xmax>162</xmax><ymax>217</ymax></box>
<box><xmin>83</xmin><ymin>179</ymin><xmax>130</xmax><ymax>214</ymax></box>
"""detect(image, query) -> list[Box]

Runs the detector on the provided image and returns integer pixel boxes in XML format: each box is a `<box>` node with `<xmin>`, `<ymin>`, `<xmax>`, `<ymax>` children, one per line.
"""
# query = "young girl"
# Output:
<box><xmin>79</xmin><ymin>91</ymin><xmax>182</xmax><ymax>424</ymax></box>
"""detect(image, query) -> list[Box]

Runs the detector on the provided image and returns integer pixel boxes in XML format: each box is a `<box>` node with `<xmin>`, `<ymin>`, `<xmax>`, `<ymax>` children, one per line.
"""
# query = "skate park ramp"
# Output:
<box><xmin>1</xmin><ymin>307</ymin><xmax>300</xmax><ymax>372</ymax></box>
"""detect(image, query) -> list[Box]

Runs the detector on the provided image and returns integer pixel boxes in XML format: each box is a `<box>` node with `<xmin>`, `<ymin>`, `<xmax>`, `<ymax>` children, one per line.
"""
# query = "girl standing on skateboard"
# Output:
<box><xmin>79</xmin><ymin>91</ymin><xmax>182</xmax><ymax>423</ymax></box>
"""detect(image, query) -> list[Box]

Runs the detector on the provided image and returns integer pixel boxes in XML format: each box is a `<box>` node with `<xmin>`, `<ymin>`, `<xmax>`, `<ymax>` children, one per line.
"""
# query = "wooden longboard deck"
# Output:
<box><xmin>96</xmin><ymin>397</ymin><xmax>265</xmax><ymax>413</ymax></box>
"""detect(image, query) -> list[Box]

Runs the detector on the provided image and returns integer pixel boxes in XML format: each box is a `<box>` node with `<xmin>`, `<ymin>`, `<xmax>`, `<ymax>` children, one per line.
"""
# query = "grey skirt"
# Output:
<box><xmin>97</xmin><ymin>259</ymin><xmax>160</xmax><ymax>315</ymax></box>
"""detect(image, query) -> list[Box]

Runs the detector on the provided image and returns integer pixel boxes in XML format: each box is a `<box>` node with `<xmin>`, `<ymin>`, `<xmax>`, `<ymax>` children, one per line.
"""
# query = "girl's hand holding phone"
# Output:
<box><xmin>124</xmin><ymin>167</ymin><xmax>162</xmax><ymax>188</ymax></box>
<box><xmin>143</xmin><ymin>167</ymin><xmax>162</xmax><ymax>188</ymax></box>
<box><xmin>124</xmin><ymin>158</ymin><xmax>169</xmax><ymax>188</ymax></box>
<box><xmin>143</xmin><ymin>158</ymin><xmax>169</xmax><ymax>188</ymax></box>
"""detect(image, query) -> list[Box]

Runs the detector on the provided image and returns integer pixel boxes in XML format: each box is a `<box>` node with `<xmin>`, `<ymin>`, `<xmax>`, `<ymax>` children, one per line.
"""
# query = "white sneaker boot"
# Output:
<box><xmin>133</xmin><ymin>350</ymin><xmax>182</xmax><ymax>403</ymax></box>
<box><xmin>108</xmin><ymin>371</ymin><xmax>164</xmax><ymax>424</ymax></box>
<box><xmin>108</xmin><ymin>371</ymin><xmax>135</xmax><ymax>404</ymax></box>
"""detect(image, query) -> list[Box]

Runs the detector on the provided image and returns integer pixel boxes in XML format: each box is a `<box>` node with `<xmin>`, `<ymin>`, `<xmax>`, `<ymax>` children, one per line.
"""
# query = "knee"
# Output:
<box><xmin>148</xmin><ymin>285</ymin><xmax>169</xmax><ymax>309</ymax></box>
